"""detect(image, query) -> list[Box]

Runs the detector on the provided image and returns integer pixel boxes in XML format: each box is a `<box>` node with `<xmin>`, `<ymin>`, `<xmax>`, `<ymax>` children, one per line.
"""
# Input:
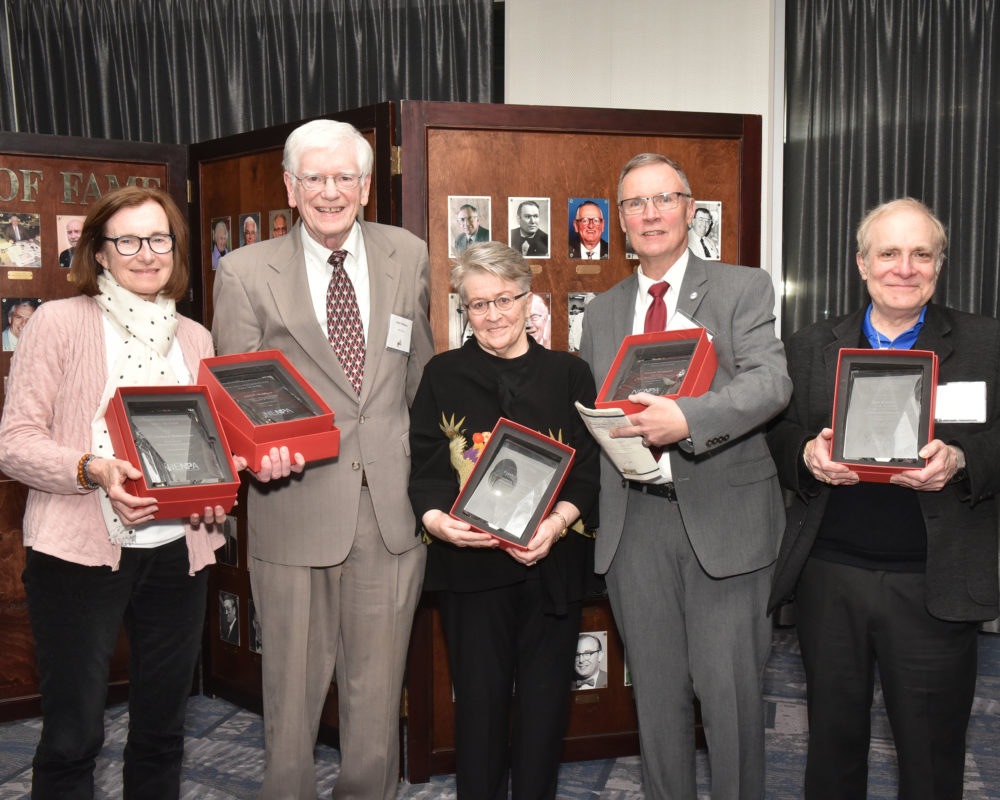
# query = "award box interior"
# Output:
<box><xmin>1</xmin><ymin>101</ymin><xmax>757</xmax><ymax>768</ymax></box>
<box><xmin>199</xmin><ymin>350</ymin><xmax>341</xmax><ymax>471</ymax></box>
<box><xmin>450</xmin><ymin>418</ymin><xmax>575</xmax><ymax>549</ymax></box>
<box><xmin>595</xmin><ymin>328</ymin><xmax>718</xmax><ymax>415</ymax></box>
<box><xmin>105</xmin><ymin>385</ymin><xmax>240</xmax><ymax>518</ymax></box>
<box><xmin>830</xmin><ymin>348</ymin><xmax>938</xmax><ymax>483</ymax></box>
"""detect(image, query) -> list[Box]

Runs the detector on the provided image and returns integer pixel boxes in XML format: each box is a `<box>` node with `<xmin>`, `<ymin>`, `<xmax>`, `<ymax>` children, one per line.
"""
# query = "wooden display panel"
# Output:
<box><xmin>0</xmin><ymin>132</ymin><xmax>185</xmax><ymax>722</ymax></box>
<box><xmin>398</xmin><ymin>101</ymin><xmax>761</xmax><ymax>354</ymax></box>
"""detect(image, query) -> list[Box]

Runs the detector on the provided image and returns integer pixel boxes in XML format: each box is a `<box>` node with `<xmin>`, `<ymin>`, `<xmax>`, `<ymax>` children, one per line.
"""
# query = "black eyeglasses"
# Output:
<box><xmin>103</xmin><ymin>234</ymin><xmax>175</xmax><ymax>255</ymax></box>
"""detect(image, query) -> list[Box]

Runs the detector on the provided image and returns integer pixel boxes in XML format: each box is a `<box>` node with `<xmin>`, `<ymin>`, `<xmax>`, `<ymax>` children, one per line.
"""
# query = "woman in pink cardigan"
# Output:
<box><xmin>0</xmin><ymin>187</ymin><xmax>229</xmax><ymax>799</ymax></box>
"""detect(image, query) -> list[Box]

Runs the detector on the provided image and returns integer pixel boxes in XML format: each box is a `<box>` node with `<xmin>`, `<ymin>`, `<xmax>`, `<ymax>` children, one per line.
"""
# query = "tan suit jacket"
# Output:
<box><xmin>212</xmin><ymin>220</ymin><xmax>433</xmax><ymax>565</ymax></box>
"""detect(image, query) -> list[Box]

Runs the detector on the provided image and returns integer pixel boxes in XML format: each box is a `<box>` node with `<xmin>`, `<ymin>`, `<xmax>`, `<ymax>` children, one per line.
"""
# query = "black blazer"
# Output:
<box><xmin>767</xmin><ymin>304</ymin><xmax>1000</xmax><ymax>622</ymax></box>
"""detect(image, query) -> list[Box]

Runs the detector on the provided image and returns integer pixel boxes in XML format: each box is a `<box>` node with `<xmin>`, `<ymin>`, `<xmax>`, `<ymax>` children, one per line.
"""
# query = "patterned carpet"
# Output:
<box><xmin>0</xmin><ymin>628</ymin><xmax>997</xmax><ymax>799</ymax></box>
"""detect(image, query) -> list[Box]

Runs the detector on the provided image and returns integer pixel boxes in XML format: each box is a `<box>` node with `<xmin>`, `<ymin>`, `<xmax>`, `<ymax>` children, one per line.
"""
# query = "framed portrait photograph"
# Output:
<box><xmin>2</xmin><ymin>297</ymin><xmax>42</xmax><ymax>352</ymax></box>
<box><xmin>56</xmin><ymin>215</ymin><xmax>85</xmax><ymax>269</ymax></box>
<box><xmin>568</xmin><ymin>198</ymin><xmax>610</xmax><ymax>260</ymax></box>
<box><xmin>0</xmin><ymin>211</ymin><xmax>41</xmax><ymax>267</ymax></box>
<box><xmin>830</xmin><ymin>348</ymin><xmax>938</xmax><ymax>482</ymax></box>
<box><xmin>451</xmin><ymin>418</ymin><xmax>575</xmax><ymax>549</ymax></box>
<box><xmin>688</xmin><ymin>200</ymin><xmax>722</xmax><ymax>261</ymax></box>
<box><xmin>573</xmin><ymin>630</ymin><xmax>608</xmax><ymax>691</ymax></box>
<box><xmin>219</xmin><ymin>590</ymin><xmax>240</xmax><ymax>646</ymax></box>
<box><xmin>210</xmin><ymin>216</ymin><xmax>231</xmax><ymax>270</ymax></box>
<box><xmin>449</xmin><ymin>196</ymin><xmax>492</xmax><ymax>257</ymax></box>
<box><xmin>508</xmin><ymin>197</ymin><xmax>550</xmax><ymax>259</ymax></box>
<box><xmin>238</xmin><ymin>212</ymin><xmax>260</xmax><ymax>247</ymax></box>
<box><xmin>268</xmin><ymin>208</ymin><xmax>292</xmax><ymax>238</ymax></box>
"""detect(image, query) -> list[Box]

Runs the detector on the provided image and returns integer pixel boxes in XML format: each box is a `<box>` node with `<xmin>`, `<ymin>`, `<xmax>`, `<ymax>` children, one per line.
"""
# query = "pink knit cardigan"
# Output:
<box><xmin>0</xmin><ymin>295</ymin><xmax>223</xmax><ymax>572</ymax></box>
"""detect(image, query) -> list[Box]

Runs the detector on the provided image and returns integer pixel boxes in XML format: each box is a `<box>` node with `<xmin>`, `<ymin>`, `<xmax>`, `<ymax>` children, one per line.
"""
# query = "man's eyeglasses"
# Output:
<box><xmin>575</xmin><ymin>217</ymin><xmax>604</xmax><ymax>226</ymax></box>
<box><xmin>293</xmin><ymin>173</ymin><xmax>362</xmax><ymax>192</ymax></box>
<box><xmin>619</xmin><ymin>191</ymin><xmax>691</xmax><ymax>216</ymax></box>
<box><xmin>103</xmin><ymin>234</ymin><xmax>175</xmax><ymax>256</ymax></box>
<box><xmin>575</xmin><ymin>650</ymin><xmax>600</xmax><ymax>659</ymax></box>
<box><xmin>464</xmin><ymin>291</ymin><xmax>528</xmax><ymax>316</ymax></box>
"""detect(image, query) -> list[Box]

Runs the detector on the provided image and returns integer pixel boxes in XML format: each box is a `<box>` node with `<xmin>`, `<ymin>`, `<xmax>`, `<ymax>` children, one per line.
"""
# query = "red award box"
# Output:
<box><xmin>105</xmin><ymin>385</ymin><xmax>240</xmax><ymax>520</ymax></box>
<box><xmin>450</xmin><ymin>418</ymin><xmax>575</xmax><ymax>550</ymax></box>
<box><xmin>198</xmin><ymin>350</ymin><xmax>340</xmax><ymax>472</ymax></box>
<box><xmin>595</xmin><ymin>328</ymin><xmax>717</xmax><ymax>415</ymax></box>
<box><xmin>830</xmin><ymin>348</ymin><xmax>938</xmax><ymax>483</ymax></box>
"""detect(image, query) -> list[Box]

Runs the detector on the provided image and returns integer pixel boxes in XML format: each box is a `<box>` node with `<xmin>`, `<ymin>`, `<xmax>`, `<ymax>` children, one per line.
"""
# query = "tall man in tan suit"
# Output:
<box><xmin>213</xmin><ymin>119</ymin><xmax>433</xmax><ymax>800</ymax></box>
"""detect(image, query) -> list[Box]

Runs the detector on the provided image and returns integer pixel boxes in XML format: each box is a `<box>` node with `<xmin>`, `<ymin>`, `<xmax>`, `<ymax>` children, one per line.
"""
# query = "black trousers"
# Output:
<box><xmin>439</xmin><ymin>578</ymin><xmax>581</xmax><ymax>800</ymax></box>
<box><xmin>22</xmin><ymin>539</ymin><xmax>208</xmax><ymax>800</ymax></box>
<box><xmin>795</xmin><ymin>557</ymin><xmax>979</xmax><ymax>800</ymax></box>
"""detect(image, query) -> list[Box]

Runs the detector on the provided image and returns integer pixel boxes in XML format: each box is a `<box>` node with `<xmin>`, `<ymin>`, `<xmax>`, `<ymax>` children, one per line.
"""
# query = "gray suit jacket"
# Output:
<box><xmin>212</xmin><ymin>220</ymin><xmax>433</xmax><ymax>566</ymax></box>
<box><xmin>580</xmin><ymin>256</ymin><xmax>791</xmax><ymax>577</ymax></box>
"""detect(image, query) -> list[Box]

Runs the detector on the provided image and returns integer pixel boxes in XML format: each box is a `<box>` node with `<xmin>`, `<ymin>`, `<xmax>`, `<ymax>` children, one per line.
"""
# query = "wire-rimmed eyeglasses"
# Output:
<box><xmin>103</xmin><ymin>234</ymin><xmax>175</xmax><ymax>256</ymax></box>
<box><xmin>464</xmin><ymin>291</ymin><xmax>528</xmax><ymax>316</ymax></box>
<box><xmin>293</xmin><ymin>173</ymin><xmax>362</xmax><ymax>192</ymax></box>
<box><xmin>618</xmin><ymin>191</ymin><xmax>691</xmax><ymax>216</ymax></box>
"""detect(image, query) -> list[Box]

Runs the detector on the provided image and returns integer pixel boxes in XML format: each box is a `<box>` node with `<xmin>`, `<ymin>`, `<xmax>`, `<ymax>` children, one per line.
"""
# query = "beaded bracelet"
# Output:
<box><xmin>77</xmin><ymin>453</ymin><xmax>99</xmax><ymax>490</ymax></box>
<box><xmin>550</xmin><ymin>510</ymin><xmax>569</xmax><ymax>538</ymax></box>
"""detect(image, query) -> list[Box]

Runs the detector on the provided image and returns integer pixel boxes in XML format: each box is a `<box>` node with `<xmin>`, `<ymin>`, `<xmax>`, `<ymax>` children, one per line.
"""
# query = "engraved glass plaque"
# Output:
<box><xmin>462</xmin><ymin>438</ymin><xmax>560</xmax><ymax>540</ymax></box>
<box><xmin>126</xmin><ymin>398</ymin><xmax>229</xmax><ymax>487</ymax></box>
<box><xmin>209</xmin><ymin>362</ymin><xmax>323</xmax><ymax>425</ymax></box>
<box><xmin>452</xmin><ymin>419</ymin><xmax>575</xmax><ymax>547</ymax></box>
<box><xmin>842</xmin><ymin>368</ymin><xmax>922</xmax><ymax>462</ymax></box>
<box><xmin>606</xmin><ymin>339</ymin><xmax>697</xmax><ymax>401</ymax></box>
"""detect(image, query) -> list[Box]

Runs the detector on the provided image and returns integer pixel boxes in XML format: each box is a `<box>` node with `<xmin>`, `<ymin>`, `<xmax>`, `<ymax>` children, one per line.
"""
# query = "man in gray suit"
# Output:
<box><xmin>213</xmin><ymin>119</ymin><xmax>433</xmax><ymax>800</ymax></box>
<box><xmin>580</xmin><ymin>153</ymin><xmax>791</xmax><ymax>799</ymax></box>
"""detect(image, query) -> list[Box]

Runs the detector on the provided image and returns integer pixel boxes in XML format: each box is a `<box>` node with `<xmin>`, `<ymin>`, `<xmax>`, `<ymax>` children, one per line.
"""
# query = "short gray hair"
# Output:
<box><xmin>451</xmin><ymin>241</ymin><xmax>532</xmax><ymax>303</ymax></box>
<box><xmin>856</xmin><ymin>197</ymin><xmax>947</xmax><ymax>269</ymax></box>
<box><xmin>617</xmin><ymin>153</ymin><xmax>692</xmax><ymax>201</ymax></box>
<box><xmin>282</xmin><ymin>119</ymin><xmax>373</xmax><ymax>180</ymax></box>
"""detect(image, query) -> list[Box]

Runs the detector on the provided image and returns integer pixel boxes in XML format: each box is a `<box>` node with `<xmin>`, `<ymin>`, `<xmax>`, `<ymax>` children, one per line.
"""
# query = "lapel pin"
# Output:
<box><xmin>689</xmin><ymin>291</ymin><xmax>698</xmax><ymax>301</ymax></box>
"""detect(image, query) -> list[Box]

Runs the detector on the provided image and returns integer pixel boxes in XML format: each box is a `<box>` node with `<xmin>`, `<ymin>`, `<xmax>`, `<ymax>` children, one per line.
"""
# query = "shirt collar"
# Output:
<box><xmin>862</xmin><ymin>303</ymin><xmax>927</xmax><ymax>350</ymax></box>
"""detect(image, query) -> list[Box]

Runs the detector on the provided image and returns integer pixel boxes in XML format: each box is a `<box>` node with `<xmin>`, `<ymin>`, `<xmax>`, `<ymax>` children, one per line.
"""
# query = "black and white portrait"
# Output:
<box><xmin>688</xmin><ymin>201</ymin><xmax>722</xmax><ymax>261</ymax></box>
<box><xmin>573</xmin><ymin>630</ymin><xmax>608</xmax><ymax>690</ymax></box>
<box><xmin>219</xmin><ymin>590</ymin><xmax>240</xmax><ymax>646</ymax></box>
<box><xmin>508</xmin><ymin>197</ymin><xmax>550</xmax><ymax>258</ymax></box>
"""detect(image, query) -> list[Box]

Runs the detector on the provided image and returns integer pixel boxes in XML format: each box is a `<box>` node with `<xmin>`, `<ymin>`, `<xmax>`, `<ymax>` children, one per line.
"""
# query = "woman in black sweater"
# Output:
<box><xmin>409</xmin><ymin>241</ymin><xmax>600</xmax><ymax>800</ymax></box>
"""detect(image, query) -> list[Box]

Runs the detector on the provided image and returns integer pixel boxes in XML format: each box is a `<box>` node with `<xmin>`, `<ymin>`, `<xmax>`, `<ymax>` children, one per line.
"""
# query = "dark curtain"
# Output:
<box><xmin>783</xmin><ymin>0</ymin><xmax>1000</xmax><ymax>333</ymax></box>
<box><xmin>0</xmin><ymin>0</ymin><xmax>493</xmax><ymax>144</ymax></box>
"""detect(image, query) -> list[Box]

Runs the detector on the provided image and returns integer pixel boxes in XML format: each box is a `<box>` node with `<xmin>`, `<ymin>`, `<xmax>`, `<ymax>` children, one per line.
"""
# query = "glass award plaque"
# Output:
<box><xmin>208</xmin><ymin>361</ymin><xmax>324</xmax><ymax>425</ymax></box>
<box><xmin>831</xmin><ymin>349</ymin><xmax>937</xmax><ymax>481</ymax></box>
<box><xmin>451</xmin><ymin>418</ymin><xmax>575</xmax><ymax>549</ymax></box>
<box><xmin>198</xmin><ymin>351</ymin><xmax>340</xmax><ymax>471</ymax></box>
<box><xmin>106</xmin><ymin>386</ymin><xmax>240</xmax><ymax>519</ymax></box>
<box><xmin>124</xmin><ymin>396</ymin><xmax>230</xmax><ymax>488</ymax></box>
<box><xmin>595</xmin><ymin>328</ymin><xmax>717</xmax><ymax>415</ymax></box>
<box><xmin>605</xmin><ymin>339</ymin><xmax>697</xmax><ymax>401</ymax></box>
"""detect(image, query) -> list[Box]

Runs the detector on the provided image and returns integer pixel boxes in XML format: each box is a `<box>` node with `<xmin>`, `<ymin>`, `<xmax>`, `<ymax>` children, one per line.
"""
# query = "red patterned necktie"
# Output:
<box><xmin>643</xmin><ymin>281</ymin><xmax>669</xmax><ymax>462</ymax></box>
<box><xmin>326</xmin><ymin>250</ymin><xmax>365</xmax><ymax>395</ymax></box>
<box><xmin>644</xmin><ymin>281</ymin><xmax>669</xmax><ymax>333</ymax></box>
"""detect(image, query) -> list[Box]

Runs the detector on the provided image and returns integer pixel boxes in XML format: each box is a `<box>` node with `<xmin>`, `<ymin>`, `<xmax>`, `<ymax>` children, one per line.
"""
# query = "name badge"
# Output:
<box><xmin>386</xmin><ymin>314</ymin><xmax>413</xmax><ymax>354</ymax></box>
<box><xmin>935</xmin><ymin>381</ymin><xmax>987</xmax><ymax>423</ymax></box>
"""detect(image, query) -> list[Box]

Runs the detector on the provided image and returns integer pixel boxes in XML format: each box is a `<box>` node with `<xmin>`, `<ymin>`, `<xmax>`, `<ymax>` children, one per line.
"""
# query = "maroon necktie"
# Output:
<box><xmin>643</xmin><ymin>282</ymin><xmax>669</xmax><ymax>462</ymax></box>
<box><xmin>326</xmin><ymin>250</ymin><xmax>365</xmax><ymax>395</ymax></box>
<box><xmin>644</xmin><ymin>282</ymin><xmax>669</xmax><ymax>333</ymax></box>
